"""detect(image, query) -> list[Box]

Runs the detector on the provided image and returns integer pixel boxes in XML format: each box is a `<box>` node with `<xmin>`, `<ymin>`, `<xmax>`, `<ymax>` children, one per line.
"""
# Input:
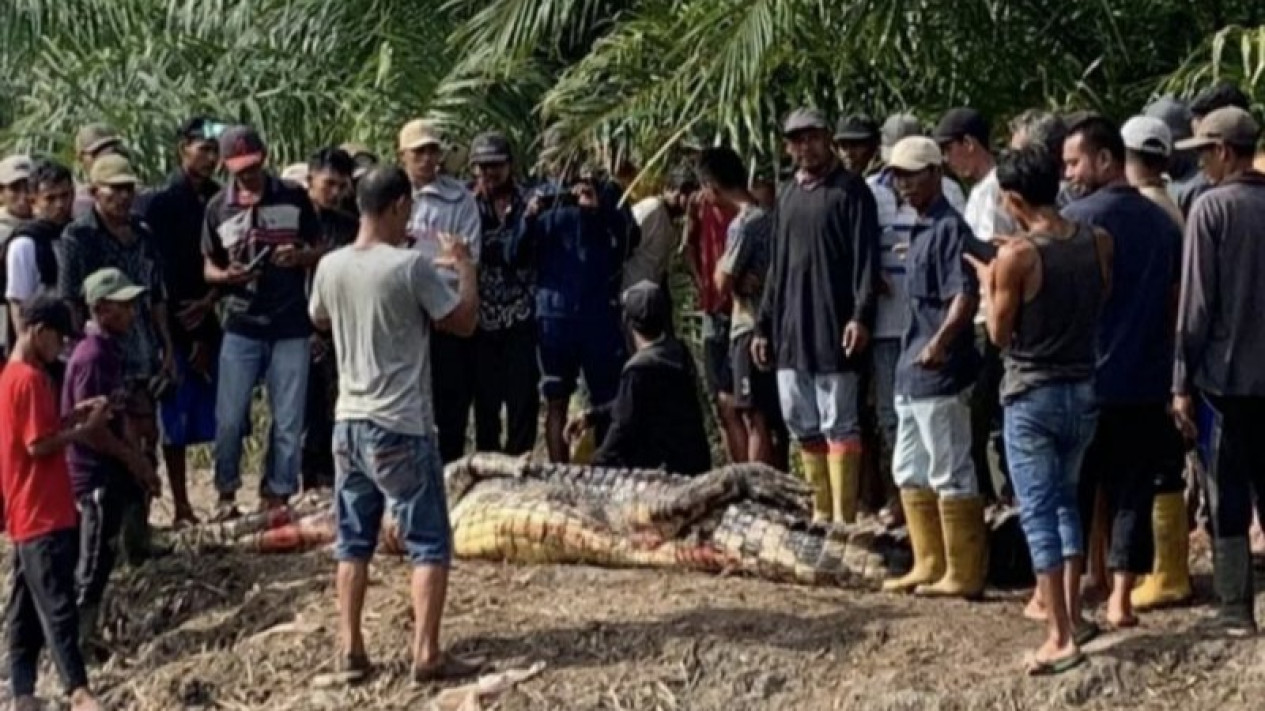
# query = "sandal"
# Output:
<box><xmin>1025</xmin><ymin>650</ymin><xmax>1086</xmax><ymax>677</ymax></box>
<box><xmin>412</xmin><ymin>653</ymin><xmax>485</xmax><ymax>684</ymax></box>
<box><xmin>1073</xmin><ymin>621</ymin><xmax>1101</xmax><ymax>647</ymax></box>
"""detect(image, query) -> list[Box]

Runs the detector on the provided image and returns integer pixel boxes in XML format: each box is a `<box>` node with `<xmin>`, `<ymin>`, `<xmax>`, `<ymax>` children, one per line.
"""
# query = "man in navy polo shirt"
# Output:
<box><xmin>879</xmin><ymin>137</ymin><xmax>984</xmax><ymax>599</ymax></box>
<box><xmin>202</xmin><ymin>125</ymin><xmax>322</xmax><ymax>519</ymax></box>
<box><xmin>1062</xmin><ymin>115</ymin><xmax>1184</xmax><ymax>628</ymax></box>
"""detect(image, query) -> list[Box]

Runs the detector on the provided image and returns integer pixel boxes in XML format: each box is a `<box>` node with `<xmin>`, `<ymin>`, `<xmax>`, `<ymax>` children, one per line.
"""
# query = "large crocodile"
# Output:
<box><xmin>167</xmin><ymin>454</ymin><xmax>910</xmax><ymax>588</ymax></box>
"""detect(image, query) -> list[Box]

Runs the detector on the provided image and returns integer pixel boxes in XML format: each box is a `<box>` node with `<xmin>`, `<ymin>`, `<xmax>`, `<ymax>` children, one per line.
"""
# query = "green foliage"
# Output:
<box><xmin>0</xmin><ymin>0</ymin><xmax>460</xmax><ymax>179</ymax></box>
<box><xmin>1162</xmin><ymin>25</ymin><xmax>1265</xmax><ymax>115</ymax></box>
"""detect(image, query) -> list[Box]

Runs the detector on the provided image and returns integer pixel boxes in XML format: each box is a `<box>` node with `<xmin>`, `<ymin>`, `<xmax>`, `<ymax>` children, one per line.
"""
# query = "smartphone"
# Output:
<box><xmin>246</xmin><ymin>245</ymin><xmax>275</xmax><ymax>272</ymax></box>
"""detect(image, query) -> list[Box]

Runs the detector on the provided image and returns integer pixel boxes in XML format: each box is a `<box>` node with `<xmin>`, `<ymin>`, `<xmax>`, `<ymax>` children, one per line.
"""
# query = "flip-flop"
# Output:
<box><xmin>412</xmin><ymin>653</ymin><xmax>485</xmax><ymax>684</ymax></box>
<box><xmin>1074</xmin><ymin>621</ymin><xmax>1101</xmax><ymax>647</ymax></box>
<box><xmin>1025</xmin><ymin>651</ymin><xmax>1086</xmax><ymax>677</ymax></box>
<box><xmin>1104</xmin><ymin>616</ymin><xmax>1139</xmax><ymax>631</ymax></box>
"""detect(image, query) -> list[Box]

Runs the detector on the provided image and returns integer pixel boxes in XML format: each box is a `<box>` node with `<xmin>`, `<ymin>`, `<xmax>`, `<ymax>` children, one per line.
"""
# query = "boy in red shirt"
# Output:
<box><xmin>0</xmin><ymin>296</ymin><xmax>107</xmax><ymax>711</ymax></box>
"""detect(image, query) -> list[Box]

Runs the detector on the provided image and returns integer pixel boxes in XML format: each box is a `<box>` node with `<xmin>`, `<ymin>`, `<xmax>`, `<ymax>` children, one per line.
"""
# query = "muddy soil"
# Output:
<box><xmin>2</xmin><ymin>474</ymin><xmax>1263</xmax><ymax>711</ymax></box>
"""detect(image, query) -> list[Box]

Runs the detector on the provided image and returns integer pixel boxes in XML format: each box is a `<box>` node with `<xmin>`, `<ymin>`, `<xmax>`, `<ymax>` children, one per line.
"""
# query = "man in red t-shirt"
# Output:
<box><xmin>0</xmin><ymin>296</ymin><xmax>107</xmax><ymax>711</ymax></box>
<box><xmin>684</xmin><ymin>189</ymin><xmax>746</xmax><ymax>461</ymax></box>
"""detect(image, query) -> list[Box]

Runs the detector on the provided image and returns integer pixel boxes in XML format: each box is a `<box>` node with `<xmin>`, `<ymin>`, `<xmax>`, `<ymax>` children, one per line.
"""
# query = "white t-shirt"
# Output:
<box><xmin>624</xmin><ymin>196</ymin><xmax>677</xmax><ymax>289</ymax></box>
<box><xmin>964</xmin><ymin>168</ymin><xmax>1017</xmax><ymax>323</ymax></box>
<box><xmin>310</xmin><ymin>243</ymin><xmax>458</xmax><ymax>436</ymax></box>
<box><xmin>5</xmin><ymin>236</ymin><xmax>40</xmax><ymax>302</ymax></box>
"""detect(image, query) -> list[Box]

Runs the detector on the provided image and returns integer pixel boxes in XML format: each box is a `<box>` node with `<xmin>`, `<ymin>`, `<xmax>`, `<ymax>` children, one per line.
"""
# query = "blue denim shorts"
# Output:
<box><xmin>332</xmin><ymin>420</ymin><xmax>451</xmax><ymax>566</ymax></box>
<box><xmin>1003</xmin><ymin>380</ymin><xmax>1098</xmax><ymax>573</ymax></box>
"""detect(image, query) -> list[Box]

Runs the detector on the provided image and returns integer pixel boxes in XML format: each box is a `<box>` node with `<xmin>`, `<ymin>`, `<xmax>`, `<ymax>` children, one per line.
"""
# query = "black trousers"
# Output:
<box><xmin>76</xmin><ymin>477</ymin><xmax>134</xmax><ymax>618</ymax></box>
<box><xmin>473</xmin><ymin>323</ymin><xmax>540</xmax><ymax>455</ymax></box>
<box><xmin>7</xmin><ymin>528</ymin><xmax>89</xmax><ymax>696</ymax></box>
<box><xmin>302</xmin><ymin>339</ymin><xmax>338</xmax><ymax>489</ymax></box>
<box><xmin>969</xmin><ymin>327</ymin><xmax>1008</xmax><ymax>501</ymax></box>
<box><xmin>1205</xmin><ymin>396</ymin><xmax>1265</xmax><ymax>541</ymax></box>
<box><xmin>1078</xmin><ymin>403</ymin><xmax>1184</xmax><ymax>574</ymax></box>
<box><xmin>432</xmin><ymin>330</ymin><xmax>478</xmax><ymax>464</ymax></box>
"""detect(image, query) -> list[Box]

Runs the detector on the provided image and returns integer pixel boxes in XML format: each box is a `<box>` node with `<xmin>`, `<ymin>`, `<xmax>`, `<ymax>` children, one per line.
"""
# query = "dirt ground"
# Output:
<box><xmin>3</xmin><ymin>471</ymin><xmax>1265</xmax><ymax>711</ymax></box>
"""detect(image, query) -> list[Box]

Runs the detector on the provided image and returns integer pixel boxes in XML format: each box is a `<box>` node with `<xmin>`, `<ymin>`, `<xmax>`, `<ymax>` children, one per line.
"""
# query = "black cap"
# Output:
<box><xmin>219</xmin><ymin>125</ymin><xmax>267</xmax><ymax>173</ymax></box>
<box><xmin>622</xmin><ymin>281</ymin><xmax>669</xmax><ymax>335</ymax></box>
<box><xmin>834</xmin><ymin>114</ymin><xmax>879</xmax><ymax>142</ymax></box>
<box><xmin>933</xmin><ymin>108</ymin><xmax>990</xmax><ymax>146</ymax></box>
<box><xmin>20</xmin><ymin>296</ymin><xmax>75</xmax><ymax>337</ymax></box>
<box><xmin>469</xmin><ymin>132</ymin><xmax>512</xmax><ymax>165</ymax></box>
<box><xmin>177</xmin><ymin>117</ymin><xmax>227</xmax><ymax>143</ymax></box>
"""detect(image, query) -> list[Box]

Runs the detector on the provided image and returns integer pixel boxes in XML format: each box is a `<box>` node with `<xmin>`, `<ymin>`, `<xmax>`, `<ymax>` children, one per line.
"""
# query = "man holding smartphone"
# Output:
<box><xmin>202</xmin><ymin>125</ymin><xmax>323</xmax><ymax>520</ymax></box>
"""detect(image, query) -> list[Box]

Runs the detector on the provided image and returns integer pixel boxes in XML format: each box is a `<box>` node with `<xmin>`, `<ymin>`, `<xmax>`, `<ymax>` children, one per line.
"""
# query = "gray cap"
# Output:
<box><xmin>881</xmin><ymin>113</ymin><xmax>923</xmax><ymax>160</ymax></box>
<box><xmin>783</xmin><ymin>108</ymin><xmax>830</xmax><ymax>136</ymax></box>
<box><xmin>1174</xmin><ymin>106</ymin><xmax>1260</xmax><ymax>151</ymax></box>
<box><xmin>469</xmin><ymin>132</ymin><xmax>512</xmax><ymax>164</ymax></box>
<box><xmin>1144</xmin><ymin>96</ymin><xmax>1193</xmax><ymax>141</ymax></box>
<box><xmin>0</xmin><ymin>155</ymin><xmax>33</xmax><ymax>186</ymax></box>
<box><xmin>1121</xmin><ymin>116</ymin><xmax>1172</xmax><ymax>157</ymax></box>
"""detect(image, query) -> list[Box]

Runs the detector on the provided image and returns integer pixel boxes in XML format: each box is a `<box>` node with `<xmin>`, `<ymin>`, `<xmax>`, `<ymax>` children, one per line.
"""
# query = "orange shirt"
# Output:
<box><xmin>0</xmin><ymin>361</ymin><xmax>77</xmax><ymax>542</ymax></box>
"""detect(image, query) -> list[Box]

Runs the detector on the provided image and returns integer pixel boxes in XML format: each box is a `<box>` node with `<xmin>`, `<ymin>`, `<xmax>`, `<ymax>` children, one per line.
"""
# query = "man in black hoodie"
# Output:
<box><xmin>566</xmin><ymin>280</ymin><xmax>711</xmax><ymax>474</ymax></box>
<box><xmin>3</xmin><ymin>161</ymin><xmax>75</xmax><ymax>360</ymax></box>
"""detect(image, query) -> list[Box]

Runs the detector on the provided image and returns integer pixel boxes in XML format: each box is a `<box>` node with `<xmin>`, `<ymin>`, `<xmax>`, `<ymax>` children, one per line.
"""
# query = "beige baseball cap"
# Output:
<box><xmin>89</xmin><ymin>153</ymin><xmax>139</xmax><ymax>186</ymax></box>
<box><xmin>398</xmin><ymin>120</ymin><xmax>443</xmax><ymax>151</ymax></box>
<box><xmin>0</xmin><ymin>155</ymin><xmax>33</xmax><ymax>186</ymax></box>
<box><xmin>1175</xmin><ymin>106</ymin><xmax>1260</xmax><ymax>150</ymax></box>
<box><xmin>76</xmin><ymin>123</ymin><xmax>122</xmax><ymax>155</ymax></box>
<box><xmin>886</xmin><ymin>136</ymin><xmax>943</xmax><ymax>172</ymax></box>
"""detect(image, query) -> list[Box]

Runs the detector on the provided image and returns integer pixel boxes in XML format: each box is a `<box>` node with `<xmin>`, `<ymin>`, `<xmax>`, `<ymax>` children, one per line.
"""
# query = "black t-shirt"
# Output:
<box><xmin>591</xmin><ymin>337</ymin><xmax>711</xmax><ymax>475</ymax></box>
<box><xmin>138</xmin><ymin>171</ymin><xmax>222</xmax><ymax>348</ymax></box>
<box><xmin>202</xmin><ymin>176</ymin><xmax>319</xmax><ymax>341</ymax></box>
<box><xmin>758</xmin><ymin>164</ymin><xmax>880</xmax><ymax>373</ymax></box>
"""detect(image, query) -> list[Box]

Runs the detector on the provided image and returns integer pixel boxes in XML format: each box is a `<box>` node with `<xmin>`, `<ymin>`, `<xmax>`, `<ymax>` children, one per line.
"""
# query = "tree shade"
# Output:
<box><xmin>3</xmin><ymin>0</ymin><xmax>1265</xmax><ymax>181</ymax></box>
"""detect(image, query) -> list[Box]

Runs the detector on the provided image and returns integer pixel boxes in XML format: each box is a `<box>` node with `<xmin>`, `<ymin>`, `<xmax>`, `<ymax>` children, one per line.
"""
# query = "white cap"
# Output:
<box><xmin>280</xmin><ymin>162</ymin><xmax>309</xmax><ymax>187</ymax></box>
<box><xmin>0</xmin><ymin>155</ymin><xmax>33</xmax><ymax>186</ymax></box>
<box><xmin>887</xmin><ymin>136</ymin><xmax>943</xmax><ymax>172</ymax></box>
<box><xmin>1121</xmin><ymin>116</ymin><xmax>1172</xmax><ymax>157</ymax></box>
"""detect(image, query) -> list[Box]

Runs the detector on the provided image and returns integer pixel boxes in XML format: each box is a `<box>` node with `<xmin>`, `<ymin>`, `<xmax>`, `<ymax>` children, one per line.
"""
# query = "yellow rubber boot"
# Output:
<box><xmin>827</xmin><ymin>444</ymin><xmax>861</xmax><ymax>524</ymax></box>
<box><xmin>801</xmin><ymin>450</ymin><xmax>831</xmax><ymax>524</ymax></box>
<box><xmin>882</xmin><ymin>488</ymin><xmax>945</xmax><ymax>593</ymax></box>
<box><xmin>917</xmin><ymin>495</ymin><xmax>986</xmax><ymax>599</ymax></box>
<box><xmin>1131</xmin><ymin>492</ymin><xmax>1193</xmax><ymax>610</ymax></box>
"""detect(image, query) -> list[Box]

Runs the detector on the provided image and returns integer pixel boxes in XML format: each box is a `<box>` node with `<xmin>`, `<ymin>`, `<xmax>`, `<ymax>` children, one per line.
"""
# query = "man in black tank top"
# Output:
<box><xmin>966</xmin><ymin>146</ymin><xmax>1113</xmax><ymax>676</ymax></box>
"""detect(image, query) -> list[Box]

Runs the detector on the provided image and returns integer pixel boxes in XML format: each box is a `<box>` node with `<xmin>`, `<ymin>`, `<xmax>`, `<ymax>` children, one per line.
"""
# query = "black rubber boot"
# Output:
<box><xmin>1209</xmin><ymin>536</ymin><xmax>1257</xmax><ymax>637</ymax></box>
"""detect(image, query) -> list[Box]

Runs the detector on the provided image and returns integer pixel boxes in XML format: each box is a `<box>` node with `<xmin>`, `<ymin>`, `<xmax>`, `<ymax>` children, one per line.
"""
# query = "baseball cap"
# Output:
<box><xmin>880</xmin><ymin>113</ymin><xmax>924</xmax><ymax>161</ymax></box>
<box><xmin>280</xmin><ymin>162</ymin><xmax>309</xmax><ymax>186</ymax></box>
<box><xmin>1175</xmin><ymin>106</ymin><xmax>1260</xmax><ymax>151</ymax></box>
<box><xmin>933</xmin><ymin>108</ymin><xmax>990</xmax><ymax>146</ymax></box>
<box><xmin>886</xmin><ymin>136</ymin><xmax>943</xmax><ymax>172</ymax></box>
<box><xmin>469</xmin><ymin>132</ymin><xmax>512</xmax><ymax>165</ymax></box>
<box><xmin>20</xmin><ymin>296</ymin><xmax>75</xmax><ymax>337</ymax></box>
<box><xmin>75</xmin><ymin>123</ymin><xmax>122</xmax><ymax>156</ymax></box>
<box><xmin>339</xmin><ymin>142</ymin><xmax>378</xmax><ymax>179</ymax></box>
<box><xmin>177</xmin><ymin>117</ymin><xmax>228</xmax><ymax>143</ymax></box>
<box><xmin>0</xmin><ymin>154</ymin><xmax>33</xmax><ymax>186</ymax></box>
<box><xmin>83</xmin><ymin>267</ymin><xmax>147</xmax><ymax>306</ymax></box>
<box><xmin>1121</xmin><ymin>116</ymin><xmax>1173</xmax><ymax>157</ymax></box>
<box><xmin>89</xmin><ymin>154</ymin><xmax>140</xmax><ymax>186</ymax></box>
<box><xmin>834</xmin><ymin>114</ymin><xmax>879</xmax><ymax>142</ymax></box>
<box><xmin>398</xmin><ymin>119</ymin><xmax>444</xmax><ymax>151</ymax></box>
<box><xmin>621</xmin><ymin>280</ymin><xmax>670</xmax><ymax>335</ymax></box>
<box><xmin>783</xmin><ymin>108</ymin><xmax>831</xmax><ymax>136</ymax></box>
<box><xmin>1143</xmin><ymin>96</ymin><xmax>1193</xmax><ymax>141</ymax></box>
<box><xmin>219</xmin><ymin>125</ymin><xmax>267</xmax><ymax>173</ymax></box>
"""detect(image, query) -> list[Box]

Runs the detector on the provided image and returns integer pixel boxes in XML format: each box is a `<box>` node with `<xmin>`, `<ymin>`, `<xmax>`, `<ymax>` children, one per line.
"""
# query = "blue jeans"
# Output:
<box><xmin>1004</xmin><ymin>380</ymin><xmax>1098</xmax><ymax>573</ymax></box>
<box><xmin>213</xmin><ymin>333</ymin><xmax>310</xmax><ymax>498</ymax></box>
<box><xmin>333</xmin><ymin>421</ymin><xmax>451</xmax><ymax>566</ymax></box>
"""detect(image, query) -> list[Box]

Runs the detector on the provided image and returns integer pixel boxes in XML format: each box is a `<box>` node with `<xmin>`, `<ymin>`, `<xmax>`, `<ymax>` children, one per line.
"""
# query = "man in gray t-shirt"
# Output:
<box><xmin>308</xmin><ymin>167</ymin><xmax>482</xmax><ymax>684</ymax></box>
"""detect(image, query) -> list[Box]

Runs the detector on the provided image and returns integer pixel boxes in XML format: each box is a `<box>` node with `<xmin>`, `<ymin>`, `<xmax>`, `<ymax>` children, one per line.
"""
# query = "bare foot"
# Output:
<box><xmin>1023</xmin><ymin>590</ymin><xmax>1047</xmax><ymax>622</ymax></box>
<box><xmin>1024</xmin><ymin>638</ymin><xmax>1084</xmax><ymax>676</ymax></box>
<box><xmin>1080</xmin><ymin>578</ymin><xmax>1109</xmax><ymax>607</ymax></box>
<box><xmin>70</xmin><ymin>687</ymin><xmax>102</xmax><ymax>711</ymax></box>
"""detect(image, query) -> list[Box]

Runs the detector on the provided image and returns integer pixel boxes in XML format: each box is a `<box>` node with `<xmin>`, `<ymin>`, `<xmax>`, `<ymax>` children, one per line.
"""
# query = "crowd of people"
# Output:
<box><xmin>0</xmin><ymin>78</ymin><xmax>1264</xmax><ymax>706</ymax></box>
